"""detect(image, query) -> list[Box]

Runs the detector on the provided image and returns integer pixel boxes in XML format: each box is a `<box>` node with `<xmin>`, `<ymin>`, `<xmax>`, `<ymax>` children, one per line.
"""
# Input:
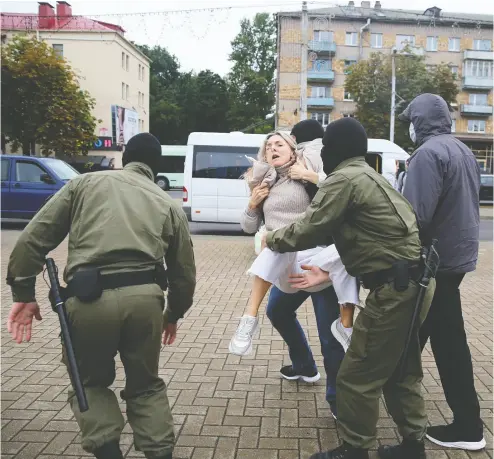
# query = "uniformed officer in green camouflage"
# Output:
<box><xmin>6</xmin><ymin>133</ymin><xmax>196</xmax><ymax>459</ymax></box>
<box><xmin>264</xmin><ymin>118</ymin><xmax>435</xmax><ymax>459</ymax></box>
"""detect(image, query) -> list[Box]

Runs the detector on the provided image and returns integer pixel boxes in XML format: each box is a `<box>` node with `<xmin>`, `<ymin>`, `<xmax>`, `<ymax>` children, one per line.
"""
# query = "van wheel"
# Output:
<box><xmin>156</xmin><ymin>177</ymin><xmax>170</xmax><ymax>191</ymax></box>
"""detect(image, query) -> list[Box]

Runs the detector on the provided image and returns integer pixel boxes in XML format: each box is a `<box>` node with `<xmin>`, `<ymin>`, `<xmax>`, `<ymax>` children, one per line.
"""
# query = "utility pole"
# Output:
<box><xmin>390</xmin><ymin>47</ymin><xmax>397</xmax><ymax>143</ymax></box>
<box><xmin>300</xmin><ymin>1</ymin><xmax>308</xmax><ymax>121</ymax></box>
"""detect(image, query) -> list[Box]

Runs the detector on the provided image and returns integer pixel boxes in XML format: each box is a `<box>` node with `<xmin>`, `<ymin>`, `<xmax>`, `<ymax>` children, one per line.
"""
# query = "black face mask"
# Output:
<box><xmin>321</xmin><ymin>146</ymin><xmax>346</xmax><ymax>176</ymax></box>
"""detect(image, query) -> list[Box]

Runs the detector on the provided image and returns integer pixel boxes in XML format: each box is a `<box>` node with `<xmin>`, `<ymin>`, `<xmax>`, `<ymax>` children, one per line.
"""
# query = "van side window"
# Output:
<box><xmin>193</xmin><ymin>146</ymin><xmax>259</xmax><ymax>179</ymax></box>
<box><xmin>1</xmin><ymin>158</ymin><xmax>10</xmax><ymax>181</ymax></box>
<box><xmin>15</xmin><ymin>161</ymin><xmax>46</xmax><ymax>183</ymax></box>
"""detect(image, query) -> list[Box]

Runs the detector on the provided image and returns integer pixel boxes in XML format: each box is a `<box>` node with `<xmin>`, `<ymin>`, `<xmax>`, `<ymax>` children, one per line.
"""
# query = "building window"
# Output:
<box><xmin>426</xmin><ymin>36</ymin><xmax>438</xmax><ymax>52</ymax></box>
<box><xmin>467</xmin><ymin>120</ymin><xmax>486</xmax><ymax>133</ymax></box>
<box><xmin>473</xmin><ymin>39</ymin><xmax>492</xmax><ymax>51</ymax></box>
<box><xmin>311</xmin><ymin>112</ymin><xmax>330</xmax><ymax>127</ymax></box>
<box><xmin>450</xmin><ymin>65</ymin><xmax>459</xmax><ymax>75</ymax></box>
<box><xmin>311</xmin><ymin>59</ymin><xmax>331</xmax><ymax>72</ymax></box>
<box><xmin>138</xmin><ymin>64</ymin><xmax>141</xmax><ymax>80</ymax></box>
<box><xmin>371</xmin><ymin>33</ymin><xmax>383</xmax><ymax>49</ymax></box>
<box><xmin>448</xmin><ymin>37</ymin><xmax>460</xmax><ymax>52</ymax></box>
<box><xmin>52</xmin><ymin>44</ymin><xmax>63</xmax><ymax>57</ymax></box>
<box><xmin>126</xmin><ymin>55</ymin><xmax>129</xmax><ymax>71</ymax></box>
<box><xmin>122</xmin><ymin>82</ymin><xmax>125</xmax><ymax>99</ymax></box>
<box><xmin>122</xmin><ymin>52</ymin><xmax>125</xmax><ymax>69</ymax></box>
<box><xmin>469</xmin><ymin>93</ymin><xmax>488</xmax><ymax>106</ymax></box>
<box><xmin>126</xmin><ymin>84</ymin><xmax>129</xmax><ymax>100</ymax></box>
<box><xmin>465</xmin><ymin>60</ymin><xmax>493</xmax><ymax>78</ymax></box>
<box><xmin>451</xmin><ymin>119</ymin><xmax>456</xmax><ymax>133</ymax></box>
<box><xmin>345</xmin><ymin>32</ymin><xmax>358</xmax><ymax>46</ymax></box>
<box><xmin>311</xmin><ymin>86</ymin><xmax>331</xmax><ymax>98</ymax></box>
<box><xmin>396</xmin><ymin>35</ymin><xmax>415</xmax><ymax>51</ymax></box>
<box><xmin>142</xmin><ymin>67</ymin><xmax>145</xmax><ymax>82</ymax></box>
<box><xmin>314</xmin><ymin>30</ymin><xmax>333</xmax><ymax>42</ymax></box>
<box><xmin>344</xmin><ymin>91</ymin><xmax>353</xmax><ymax>101</ymax></box>
<box><xmin>343</xmin><ymin>113</ymin><xmax>355</xmax><ymax>118</ymax></box>
<box><xmin>344</xmin><ymin>60</ymin><xmax>357</xmax><ymax>74</ymax></box>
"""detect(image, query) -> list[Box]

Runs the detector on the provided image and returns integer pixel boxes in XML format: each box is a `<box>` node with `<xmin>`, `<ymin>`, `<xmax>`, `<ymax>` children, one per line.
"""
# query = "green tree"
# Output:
<box><xmin>1</xmin><ymin>36</ymin><xmax>98</xmax><ymax>155</ymax></box>
<box><xmin>345</xmin><ymin>50</ymin><xmax>459</xmax><ymax>149</ymax></box>
<box><xmin>137</xmin><ymin>45</ymin><xmax>230</xmax><ymax>144</ymax></box>
<box><xmin>227</xmin><ymin>12</ymin><xmax>277</xmax><ymax>132</ymax></box>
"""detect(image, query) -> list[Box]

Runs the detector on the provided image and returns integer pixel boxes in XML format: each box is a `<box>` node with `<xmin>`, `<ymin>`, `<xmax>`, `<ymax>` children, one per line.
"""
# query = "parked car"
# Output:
<box><xmin>1</xmin><ymin>155</ymin><xmax>79</xmax><ymax>220</ymax></box>
<box><xmin>58</xmin><ymin>154</ymin><xmax>115</xmax><ymax>174</ymax></box>
<box><xmin>480</xmin><ymin>174</ymin><xmax>493</xmax><ymax>204</ymax></box>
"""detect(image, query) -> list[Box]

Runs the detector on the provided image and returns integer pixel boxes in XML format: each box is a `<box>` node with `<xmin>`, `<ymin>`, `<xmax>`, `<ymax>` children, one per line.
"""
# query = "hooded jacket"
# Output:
<box><xmin>399</xmin><ymin>93</ymin><xmax>480</xmax><ymax>273</ymax></box>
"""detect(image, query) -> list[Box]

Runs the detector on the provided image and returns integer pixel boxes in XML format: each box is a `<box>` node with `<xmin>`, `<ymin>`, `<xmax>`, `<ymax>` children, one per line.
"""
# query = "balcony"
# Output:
<box><xmin>307</xmin><ymin>70</ymin><xmax>335</xmax><ymax>82</ymax></box>
<box><xmin>464</xmin><ymin>49</ymin><xmax>494</xmax><ymax>61</ymax></box>
<box><xmin>462</xmin><ymin>76</ymin><xmax>493</xmax><ymax>90</ymax></box>
<box><xmin>308</xmin><ymin>40</ymin><xmax>336</xmax><ymax>55</ymax></box>
<box><xmin>307</xmin><ymin>97</ymin><xmax>335</xmax><ymax>108</ymax></box>
<box><xmin>460</xmin><ymin>104</ymin><xmax>493</xmax><ymax>116</ymax></box>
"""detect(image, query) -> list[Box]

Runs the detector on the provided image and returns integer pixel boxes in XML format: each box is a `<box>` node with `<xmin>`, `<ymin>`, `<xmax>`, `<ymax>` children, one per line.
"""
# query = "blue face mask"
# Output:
<box><xmin>409</xmin><ymin>123</ymin><xmax>417</xmax><ymax>144</ymax></box>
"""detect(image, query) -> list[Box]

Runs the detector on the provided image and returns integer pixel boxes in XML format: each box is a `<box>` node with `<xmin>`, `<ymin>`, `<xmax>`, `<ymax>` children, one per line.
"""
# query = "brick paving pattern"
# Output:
<box><xmin>1</xmin><ymin>229</ymin><xmax>492</xmax><ymax>458</ymax></box>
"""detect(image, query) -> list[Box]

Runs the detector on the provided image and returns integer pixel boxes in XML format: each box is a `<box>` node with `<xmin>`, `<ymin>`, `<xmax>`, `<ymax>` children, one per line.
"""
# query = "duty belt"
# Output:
<box><xmin>64</xmin><ymin>269</ymin><xmax>158</xmax><ymax>300</ymax></box>
<box><xmin>361</xmin><ymin>262</ymin><xmax>421</xmax><ymax>292</ymax></box>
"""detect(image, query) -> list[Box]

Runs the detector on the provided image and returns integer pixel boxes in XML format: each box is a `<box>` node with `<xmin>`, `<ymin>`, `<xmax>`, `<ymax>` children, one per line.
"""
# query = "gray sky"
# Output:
<box><xmin>2</xmin><ymin>0</ymin><xmax>493</xmax><ymax>76</ymax></box>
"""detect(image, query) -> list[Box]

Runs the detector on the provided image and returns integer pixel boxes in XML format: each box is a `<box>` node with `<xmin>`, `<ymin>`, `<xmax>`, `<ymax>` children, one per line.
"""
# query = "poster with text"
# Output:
<box><xmin>114</xmin><ymin>106</ymin><xmax>139</xmax><ymax>146</ymax></box>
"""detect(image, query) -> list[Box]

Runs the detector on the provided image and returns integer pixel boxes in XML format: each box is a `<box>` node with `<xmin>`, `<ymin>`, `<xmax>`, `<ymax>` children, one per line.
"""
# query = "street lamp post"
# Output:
<box><xmin>390</xmin><ymin>47</ymin><xmax>397</xmax><ymax>143</ymax></box>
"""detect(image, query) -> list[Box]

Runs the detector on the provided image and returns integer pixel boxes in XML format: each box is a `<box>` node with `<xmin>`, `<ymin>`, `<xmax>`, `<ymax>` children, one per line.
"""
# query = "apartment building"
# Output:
<box><xmin>276</xmin><ymin>1</ymin><xmax>493</xmax><ymax>171</ymax></box>
<box><xmin>1</xmin><ymin>2</ymin><xmax>151</xmax><ymax>164</ymax></box>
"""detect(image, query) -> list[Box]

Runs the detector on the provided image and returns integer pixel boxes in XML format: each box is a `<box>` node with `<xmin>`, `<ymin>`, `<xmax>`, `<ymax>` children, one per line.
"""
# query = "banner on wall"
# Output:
<box><xmin>112</xmin><ymin>105</ymin><xmax>139</xmax><ymax>146</ymax></box>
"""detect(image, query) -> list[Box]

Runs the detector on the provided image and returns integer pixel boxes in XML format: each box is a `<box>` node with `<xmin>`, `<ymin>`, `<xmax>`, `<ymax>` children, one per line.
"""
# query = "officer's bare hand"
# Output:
<box><xmin>288</xmin><ymin>265</ymin><xmax>331</xmax><ymax>289</ymax></box>
<box><xmin>248</xmin><ymin>184</ymin><xmax>269</xmax><ymax>210</ymax></box>
<box><xmin>288</xmin><ymin>161</ymin><xmax>307</xmax><ymax>181</ymax></box>
<box><xmin>162</xmin><ymin>323</ymin><xmax>177</xmax><ymax>346</ymax></box>
<box><xmin>7</xmin><ymin>302</ymin><xmax>42</xmax><ymax>344</ymax></box>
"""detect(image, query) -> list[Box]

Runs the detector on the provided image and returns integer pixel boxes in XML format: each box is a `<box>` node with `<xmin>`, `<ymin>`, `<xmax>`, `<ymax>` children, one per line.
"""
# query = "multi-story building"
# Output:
<box><xmin>1</xmin><ymin>1</ymin><xmax>151</xmax><ymax>165</ymax></box>
<box><xmin>276</xmin><ymin>1</ymin><xmax>493</xmax><ymax>171</ymax></box>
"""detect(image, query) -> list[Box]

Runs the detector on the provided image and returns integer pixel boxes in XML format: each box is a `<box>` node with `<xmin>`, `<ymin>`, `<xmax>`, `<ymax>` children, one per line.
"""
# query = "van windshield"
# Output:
<box><xmin>193</xmin><ymin>146</ymin><xmax>259</xmax><ymax>179</ymax></box>
<box><xmin>44</xmin><ymin>158</ymin><xmax>80</xmax><ymax>181</ymax></box>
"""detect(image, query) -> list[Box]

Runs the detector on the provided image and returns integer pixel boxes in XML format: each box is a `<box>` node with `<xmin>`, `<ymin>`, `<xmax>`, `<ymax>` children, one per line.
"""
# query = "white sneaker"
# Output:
<box><xmin>229</xmin><ymin>315</ymin><xmax>259</xmax><ymax>356</ymax></box>
<box><xmin>331</xmin><ymin>318</ymin><xmax>352</xmax><ymax>353</ymax></box>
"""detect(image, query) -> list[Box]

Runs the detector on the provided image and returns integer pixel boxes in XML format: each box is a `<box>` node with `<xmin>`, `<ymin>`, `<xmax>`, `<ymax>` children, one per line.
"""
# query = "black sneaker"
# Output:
<box><xmin>309</xmin><ymin>443</ymin><xmax>369</xmax><ymax>459</ymax></box>
<box><xmin>280</xmin><ymin>365</ymin><xmax>320</xmax><ymax>383</ymax></box>
<box><xmin>329</xmin><ymin>401</ymin><xmax>337</xmax><ymax>420</ymax></box>
<box><xmin>426</xmin><ymin>423</ymin><xmax>486</xmax><ymax>451</ymax></box>
<box><xmin>378</xmin><ymin>438</ymin><xmax>425</xmax><ymax>459</ymax></box>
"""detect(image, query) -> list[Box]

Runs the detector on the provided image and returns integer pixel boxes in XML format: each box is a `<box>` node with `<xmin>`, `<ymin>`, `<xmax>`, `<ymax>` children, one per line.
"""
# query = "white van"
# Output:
<box><xmin>182</xmin><ymin>132</ymin><xmax>409</xmax><ymax>224</ymax></box>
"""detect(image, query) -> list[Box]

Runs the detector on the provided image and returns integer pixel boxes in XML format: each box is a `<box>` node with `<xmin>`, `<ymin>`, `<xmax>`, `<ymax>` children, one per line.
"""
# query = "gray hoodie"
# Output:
<box><xmin>399</xmin><ymin>93</ymin><xmax>480</xmax><ymax>273</ymax></box>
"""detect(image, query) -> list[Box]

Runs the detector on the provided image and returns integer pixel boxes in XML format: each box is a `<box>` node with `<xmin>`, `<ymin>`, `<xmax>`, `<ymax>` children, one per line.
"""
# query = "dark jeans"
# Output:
<box><xmin>419</xmin><ymin>273</ymin><xmax>483</xmax><ymax>434</ymax></box>
<box><xmin>266</xmin><ymin>285</ymin><xmax>344</xmax><ymax>404</ymax></box>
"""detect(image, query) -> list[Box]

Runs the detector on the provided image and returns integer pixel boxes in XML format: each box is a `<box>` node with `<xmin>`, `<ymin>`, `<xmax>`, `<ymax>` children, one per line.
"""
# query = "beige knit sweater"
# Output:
<box><xmin>240</xmin><ymin>139</ymin><xmax>325</xmax><ymax>234</ymax></box>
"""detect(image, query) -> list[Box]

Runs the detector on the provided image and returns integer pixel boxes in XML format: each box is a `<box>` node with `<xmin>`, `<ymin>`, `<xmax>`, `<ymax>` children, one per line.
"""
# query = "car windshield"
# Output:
<box><xmin>43</xmin><ymin>158</ymin><xmax>80</xmax><ymax>181</ymax></box>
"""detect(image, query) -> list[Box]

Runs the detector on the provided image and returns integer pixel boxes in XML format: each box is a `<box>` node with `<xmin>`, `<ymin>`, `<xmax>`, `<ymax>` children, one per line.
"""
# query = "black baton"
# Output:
<box><xmin>46</xmin><ymin>258</ymin><xmax>89</xmax><ymax>412</ymax></box>
<box><xmin>397</xmin><ymin>239</ymin><xmax>439</xmax><ymax>381</ymax></box>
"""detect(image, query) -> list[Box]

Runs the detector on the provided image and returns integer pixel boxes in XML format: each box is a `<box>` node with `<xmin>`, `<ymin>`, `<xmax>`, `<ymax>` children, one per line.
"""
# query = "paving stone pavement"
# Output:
<box><xmin>1</xmin><ymin>229</ymin><xmax>493</xmax><ymax>459</ymax></box>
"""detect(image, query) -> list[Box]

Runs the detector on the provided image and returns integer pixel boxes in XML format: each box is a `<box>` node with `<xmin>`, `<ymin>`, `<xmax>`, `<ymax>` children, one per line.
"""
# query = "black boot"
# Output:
<box><xmin>309</xmin><ymin>443</ymin><xmax>369</xmax><ymax>459</ymax></box>
<box><xmin>93</xmin><ymin>440</ymin><xmax>124</xmax><ymax>459</ymax></box>
<box><xmin>378</xmin><ymin>438</ymin><xmax>426</xmax><ymax>459</ymax></box>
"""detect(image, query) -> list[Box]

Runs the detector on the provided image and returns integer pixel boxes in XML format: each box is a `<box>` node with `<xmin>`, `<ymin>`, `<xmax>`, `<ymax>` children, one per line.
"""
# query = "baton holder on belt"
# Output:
<box><xmin>46</xmin><ymin>258</ymin><xmax>89</xmax><ymax>412</ymax></box>
<box><xmin>396</xmin><ymin>240</ymin><xmax>440</xmax><ymax>381</ymax></box>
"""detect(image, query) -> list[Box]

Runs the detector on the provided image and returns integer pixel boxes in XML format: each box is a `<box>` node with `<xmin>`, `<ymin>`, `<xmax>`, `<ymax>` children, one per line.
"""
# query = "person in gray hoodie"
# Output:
<box><xmin>399</xmin><ymin>93</ymin><xmax>484</xmax><ymax>451</ymax></box>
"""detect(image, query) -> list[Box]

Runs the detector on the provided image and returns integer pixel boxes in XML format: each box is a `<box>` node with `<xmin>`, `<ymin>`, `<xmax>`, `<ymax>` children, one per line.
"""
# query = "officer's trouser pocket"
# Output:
<box><xmin>348</xmin><ymin>289</ymin><xmax>383</xmax><ymax>360</ymax></box>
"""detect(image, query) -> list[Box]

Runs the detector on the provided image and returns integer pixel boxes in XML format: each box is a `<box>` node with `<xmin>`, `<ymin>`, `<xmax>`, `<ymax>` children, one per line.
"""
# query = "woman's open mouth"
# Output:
<box><xmin>272</xmin><ymin>154</ymin><xmax>280</xmax><ymax>160</ymax></box>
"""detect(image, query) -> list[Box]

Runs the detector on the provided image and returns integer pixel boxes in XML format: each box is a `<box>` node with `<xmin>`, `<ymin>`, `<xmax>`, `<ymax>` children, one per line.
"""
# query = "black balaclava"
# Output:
<box><xmin>321</xmin><ymin>117</ymin><xmax>368</xmax><ymax>175</ymax></box>
<box><xmin>122</xmin><ymin>133</ymin><xmax>162</xmax><ymax>177</ymax></box>
<box><xmin>290</xmin><ymin>119</ymin><xmax>325</xmax><ymax>144</ymax></box>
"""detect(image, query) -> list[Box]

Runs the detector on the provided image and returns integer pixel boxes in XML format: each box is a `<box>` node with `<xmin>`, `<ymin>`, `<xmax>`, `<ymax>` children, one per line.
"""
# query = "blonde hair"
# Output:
<box><xmin>257</xmin><ymin>130</ymin><xmax>297</xmax><ymax>162</ymax></box>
